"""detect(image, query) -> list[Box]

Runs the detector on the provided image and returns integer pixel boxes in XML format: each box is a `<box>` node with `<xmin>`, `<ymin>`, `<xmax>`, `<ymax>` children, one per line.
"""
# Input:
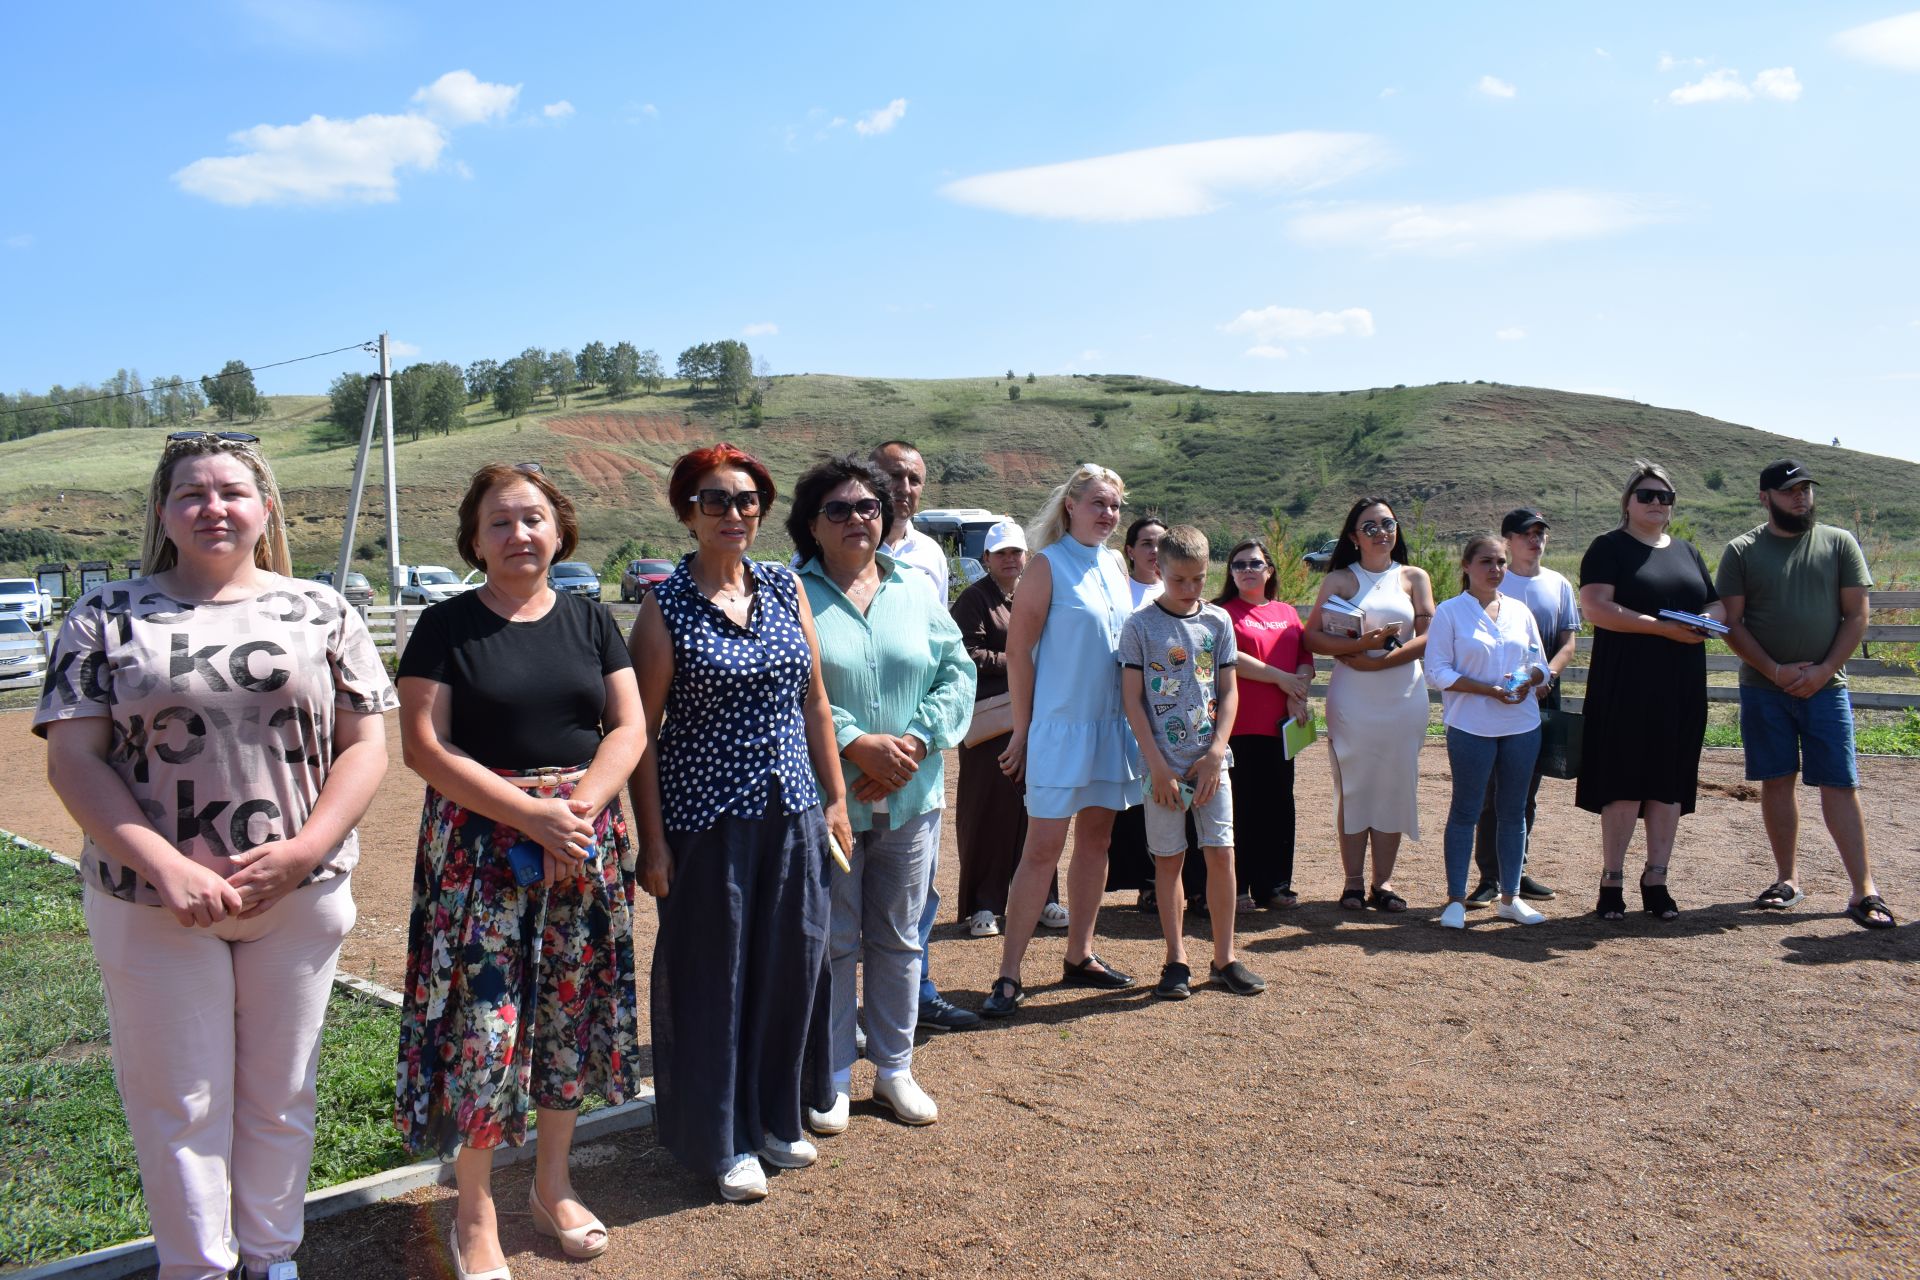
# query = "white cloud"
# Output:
<box><xmin>1224</xmin><ymin>306</ymin><xmax>1375</xmax><ymax>343</ymax></box>
<box><xmin>4</xmin><ymin>233</ymin><xmax>30</xmax><ymax>250</ymax></box>
<box><xmin>941</xmin><ymin>131</ymin><xmax>1391</xmax><ymax>222</ymax></box>
<box><xmin>1477</xmin><ymin>74</ymin><xmax>1517</xmax><ymax>99</ymax></box>
<box><xmin>1287</xmin><ymin>189</ymin><xmax>1669</xmax><ymax>254</ymax></box>
<box><xmin>1753</xmin><ymin>67</ymin><xmax>1803</xmax><ymax>101</ymax></box>
<box><xmin>742</xmin><ymin>322</ymin><xmax>779</xmax><ymax>337</ymax></box>
<box><xmin>1658</xmin><ymin>53</ymin><xmax>1707</xmax><ymax>71</ymax></box>
<box><xmin>389</xmin><ymin>339</ymin><xmax>422</xmax><ymax>357</ymax></box>
<box><xmin>1379</xmin><ymin>86</ymin><xmax>1398</xmax><ymax>98</ymax></box>
<box><xmin>1834</xmin><ymin>10</ymin><xmax>1920</xmax><ymax>71</ymax></box>
<box><xmin>1669</xmin><ymin>68</ymin><xmax>1752</xmax><ymax>103</ymax></box>
<box><xmin>542</xmin><ymin>100</ymin><xmax>575</xmax><ymax>119</ymax></box>
<box><xmin>174</xmin><ymin>70</ymin><xmax>521</xmax><ymax>206</ymax></box>
<box><xmin>854</xmin><ymin>98</ymin><xmax>908</xmax><ymax>136</ymax></box>
<box><xmin>1495</xmin><ymin>327</ymin><xmax>1527</xmax><ymax>341</ymax></box>
<box><xmin>1595</xmin><ymin>47</ymin><xmax>1611</xmax><ymax>58</ymax></box>
<box><xmin>237</xmin><ymin>0</ymin><xmax>378</xmax><ymax>53</ymax></box>
<box><xmin>411</xmin><ymin>70</ymin><xmax>520</xmax><ymax>125</ymax></box>
<box><xmin>1244</xmin><ymin>345</ymin><xmax>1290</xmax><ymax>360</ymax></box>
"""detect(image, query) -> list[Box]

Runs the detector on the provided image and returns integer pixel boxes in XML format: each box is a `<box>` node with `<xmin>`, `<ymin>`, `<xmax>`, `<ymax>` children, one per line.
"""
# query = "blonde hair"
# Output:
<box><xmin>1158</xmin><ymin>524</ymin><xmax>1209</xmax><ymax>568</ymax></box>
<box><xmin>1616</xmin><ymin>458</ymin><xmax>1676</xmax><ymax>527</ymax></box>
<box><xmin>1027</xmin><ymin>463</ymin><xmax>1126</xmax><ymax>551</ymax></box>
<box><xmin>1458</xmin><ymin>532</ymin><xmax>1505</xmax><ymax>593</ymax></box>
<box><xmin>140</xmin><ymin>436</ymin><xmax>292</xmax><ymax>577</ymax></box>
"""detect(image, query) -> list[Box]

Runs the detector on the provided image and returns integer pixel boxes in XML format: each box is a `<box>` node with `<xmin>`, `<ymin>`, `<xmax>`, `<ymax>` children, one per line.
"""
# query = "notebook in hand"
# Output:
<box><xmin>1657</xmin><ymin>608</ymin><xmax>1729</xmax><ymax>636</ymax></box>
<box><xmin>1281</xmin><ymin>712</ymin><xmax>1318</xmax><ymax>760</ymax></box>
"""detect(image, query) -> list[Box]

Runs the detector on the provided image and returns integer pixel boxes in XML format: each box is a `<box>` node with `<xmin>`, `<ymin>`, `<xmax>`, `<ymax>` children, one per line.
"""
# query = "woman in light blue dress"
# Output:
<box><xmin>982</xmin><ymin>464</ymin><xmax>1144</xmax><ymax>1017</ymax></box>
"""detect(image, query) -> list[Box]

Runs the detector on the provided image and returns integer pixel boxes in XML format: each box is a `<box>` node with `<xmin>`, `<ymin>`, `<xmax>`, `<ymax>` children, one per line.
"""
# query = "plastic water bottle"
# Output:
<box><xmin>1498</xmin><ymin>643</ymin><xmax>1541</xmax><ymax>695</ymax></box>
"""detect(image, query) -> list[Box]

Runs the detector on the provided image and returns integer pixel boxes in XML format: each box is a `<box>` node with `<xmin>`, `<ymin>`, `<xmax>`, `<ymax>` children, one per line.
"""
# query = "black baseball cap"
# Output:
<box><xmin>1500</xmin><ymin>507</ymin><xmax>1550</xmax><ymax>535</ymax></box>
<box><xmin>1759</xmin><ymin>459</ymin><xmax>1818</xmax><ymax>490</ymax></box>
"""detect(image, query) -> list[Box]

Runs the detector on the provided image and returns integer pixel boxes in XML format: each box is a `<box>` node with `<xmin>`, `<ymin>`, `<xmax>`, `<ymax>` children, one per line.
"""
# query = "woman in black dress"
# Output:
<box><xmin>1575</xmin><ymin>461</ymin><xmax>1725</xmax><ymax>922</ymax></box>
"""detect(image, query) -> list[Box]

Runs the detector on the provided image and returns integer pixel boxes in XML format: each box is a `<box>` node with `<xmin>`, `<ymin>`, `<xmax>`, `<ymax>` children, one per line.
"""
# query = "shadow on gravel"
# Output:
<box><xmin>1778</xmin><ymin>917</ymin><xmax>1920</xmax><ymax>964</ymax></box>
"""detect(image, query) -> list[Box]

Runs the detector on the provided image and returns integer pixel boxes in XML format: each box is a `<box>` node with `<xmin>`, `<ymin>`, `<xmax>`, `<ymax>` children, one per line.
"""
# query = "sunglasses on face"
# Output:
<box><xmin>1359</xmin><ymin>518</ymin><xmax>1398</xmax><ymax>537</ymax></box>
<box><xmin>1230</xmin><ymin>558</ymin><xmax>1268</xmax><ymax>572</ymax></box>
<box><xmin>819</xmin><ymin>497</ymin><xmax>884</xmax><ymax>524</ymax></box>
<box><xmin>1631</xmin><ymin>488</ymin><xmax>1676</xmax><ymax>506</ymax></box>
<box><xmin>167</xmin><ymin>430</ymin><xmax>260</xmax><ymax>444</ymax></box>
<box><xmin>690</xmin><ymin>489</ymin><xmax>766</xmax><ymax>517</ymax></box>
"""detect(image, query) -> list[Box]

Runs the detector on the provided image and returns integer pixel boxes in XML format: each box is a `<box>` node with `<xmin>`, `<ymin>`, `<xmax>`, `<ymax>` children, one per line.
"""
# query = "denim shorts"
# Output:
<box><xmin>1739</xmin><ymin>683</ymin><xmax>1858</xmax><ymax>788</ymax></box>
<box><xmin>1145</xmin><ymin>776</ymin><xmax>1233</xmax><ymax>854</ymax></box>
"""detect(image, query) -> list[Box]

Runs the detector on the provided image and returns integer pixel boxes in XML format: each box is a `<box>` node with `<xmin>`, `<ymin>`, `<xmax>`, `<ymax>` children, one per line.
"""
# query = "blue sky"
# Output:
<box><xmin>4</xmin><ymin>2</ymin><xmax>1918</xmax><ymax>460</ymax></box>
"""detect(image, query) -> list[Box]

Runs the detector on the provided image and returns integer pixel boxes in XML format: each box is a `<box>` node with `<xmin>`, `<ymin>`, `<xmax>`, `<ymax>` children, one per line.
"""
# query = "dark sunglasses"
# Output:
<box><xmin>513</xmin><ymin>461</ymin><xmax>543</xmax><ymax>475</ymax></box>
<box><xmin>819</xmin><ymin>497</ymin><xmax>884</xmax><ymax>524</ymax></box>
<box><xmin>167</xmin><ymin>430</ymin><xmax>260</xmax><ymax>444</ymax></box>
<box><xmin>1631</xmin><ymin>488</ymin><xmax>1676</xmax><ymax>506</ymax></box>
<box><xmin>1359</xmin><ymin>517</ymin><xmax>1399</xmax><ymax>537</ymax></box>
<box><xmin>1230</xmin><ymin>558</ymin><xmax>1268</xmax><ymax>572</ymax></box>
<box><xmin>691</xmin><ymin>489</ymin><xmax>766</xmax><ymax>517</ymax></box>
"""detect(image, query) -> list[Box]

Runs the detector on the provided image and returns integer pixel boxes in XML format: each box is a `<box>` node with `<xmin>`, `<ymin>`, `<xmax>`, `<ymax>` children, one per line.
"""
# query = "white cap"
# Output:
<box><xmin>983</xmin><ymin>520</ymin><xmax>1027</xmax><ymax>553</ymax></box>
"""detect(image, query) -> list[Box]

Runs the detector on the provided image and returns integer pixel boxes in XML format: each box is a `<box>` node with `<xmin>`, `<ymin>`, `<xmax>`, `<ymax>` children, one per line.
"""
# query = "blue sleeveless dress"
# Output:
<box><xmin>1025</xmin><ymin>537</ymin><xmax>1143</xmax><ymax>819</ymax></box>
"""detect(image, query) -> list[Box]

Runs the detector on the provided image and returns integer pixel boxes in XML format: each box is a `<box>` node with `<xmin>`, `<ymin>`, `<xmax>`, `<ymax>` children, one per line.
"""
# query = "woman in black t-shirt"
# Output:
<box><xmin>395</xmin><ymin>463</ymin><xmax>646</xmax><ymax>1276</ymax></box>
<box><xmin>1576</xmin><ymin>461</ymin><xmax>1724</xmax><ymax>923</ymax></box>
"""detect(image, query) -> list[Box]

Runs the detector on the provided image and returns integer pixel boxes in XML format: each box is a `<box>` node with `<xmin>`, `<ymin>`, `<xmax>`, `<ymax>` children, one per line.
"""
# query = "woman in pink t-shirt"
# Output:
<box><xmin>1213</xmin><ymin>538</ymin><xmax>1315</xmax><ymax>908</ymax></box>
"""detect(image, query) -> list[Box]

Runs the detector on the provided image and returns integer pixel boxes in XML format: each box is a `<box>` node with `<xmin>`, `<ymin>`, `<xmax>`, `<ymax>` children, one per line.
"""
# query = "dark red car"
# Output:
<box><xmin>619</xmin><ymin>558</ymin><xmax>676</xmax><ymax>601</ymax></box>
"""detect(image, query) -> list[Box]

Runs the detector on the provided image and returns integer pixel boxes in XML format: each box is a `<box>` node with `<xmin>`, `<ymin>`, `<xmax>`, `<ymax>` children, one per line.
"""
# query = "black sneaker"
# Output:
<box><xmin>1061</xmin><ymin>953</ymin><xmax>1135</xmax><ymax>989</ymax></box>
<box><xmin>1210</xmin><ymin>960</ymin><xmax>1267</xmax><ymax>996</ymax></box>
<box><xmin>1518</xmin><ymin>874</ymin><xmax>1557</xmax><ymax>901</ymax></box>
<box><xmin>1465</xmin><ymin>882</ymin><xmax>1499</xmax><ymax>909</ymax></box>
<box><xmin>918</xmin><ymin>995</ymin><xmax>982</xmax><ymax>1032</ymax></box>
<box><xmin>980</xmin><ymin>977</ymin><xmax>1024</xmax><ymax>1018</ymax></box>
<box><xmin>1155</xmin><ymin>962</ymin><xmax>1192</xmax><ymax>999</ymax></box>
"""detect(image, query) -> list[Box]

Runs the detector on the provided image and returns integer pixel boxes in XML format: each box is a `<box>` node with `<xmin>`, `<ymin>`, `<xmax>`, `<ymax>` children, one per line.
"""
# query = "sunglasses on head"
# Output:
<box><xmin>690</xmin><ymin>488</ymin><xmax>765</xmax><ymax>517</ymax></box>
<box><xmin>512</xmin><ymin>461</ymin><xmax>543</xmax><ymax>475</ymax></box>
<box><xmin>1631</xmin><ymin>488</ymin><xmax>1676</xmax><ymax>506</ymax></box>
<box><xmin>167</xmin><ymin>430</ymin><xmax>260</xmax><ymax>445</ymax></box>
<box><xmin>1230</xmin><ymin>558</ymin><xmax>1268</xmax><ymax>572</ymax></box>
<box><xmin>1359</xmin><ymin>517</ymin><xmax>1399</xmax><ymax>537</ymax></box>
<box><xmin>819</xmin><ymin>497</ymin><xmax>884</xmax><ymax>524</ymax></box>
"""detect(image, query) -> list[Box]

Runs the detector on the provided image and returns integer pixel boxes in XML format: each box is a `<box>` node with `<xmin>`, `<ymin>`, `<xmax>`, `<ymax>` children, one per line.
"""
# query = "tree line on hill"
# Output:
<box><xmin>0</xmin><ymin>361</ymin><xmax>267</xmax><ymax>441</ymax></box>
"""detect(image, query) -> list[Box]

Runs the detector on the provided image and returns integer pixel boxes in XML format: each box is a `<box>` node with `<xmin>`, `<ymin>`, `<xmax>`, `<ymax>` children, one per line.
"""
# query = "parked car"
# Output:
<box><xmin>913</xmin><ymin>508</ymin><xmax>1007</xmax><ymax>563</ymax></box>
<box><xmin>312</xmin><ymin>569</ymin><xmax>374</xmax><ymax>609</ymax></box>
<box><xmin>1302</xmin><ymin>538</ymin><xmax>1340</xmax><ymax>573</ymax></box>
<box><xmin>548</xmin><ymin>561</ymin><xmax>603</xmax><ymax>600</ymax></box>
<box><xmin>0</xmin><ymin>577</ymin><xmax>52</xmax><ymax>628</ymax></box>
<box><xmin>397</xmin><ymin>565</ymin><xmax>471</xmax><ymax>605</ymax></box>
<box><xmin>619</xmin><ymin>558</ymin><xmax>676</xmax><ymax>601</ymax></box>
<box><xmin>957</xmin><ymin>557</ymin><xmax>987</xmax><ymax>587</ymax></box>
<box><xmin>0</xmin><ymin>608</ymin><xmax>46</xmax><ymax>685</ymax></box>
<box><xmin>462</xmin><ymin>568</ymin><xmax>487</xmax><ymax>588</ymax></box>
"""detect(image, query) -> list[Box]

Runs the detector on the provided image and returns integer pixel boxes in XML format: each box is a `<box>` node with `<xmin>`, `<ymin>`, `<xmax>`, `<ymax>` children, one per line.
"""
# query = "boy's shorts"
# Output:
<box><xmin>1146</xmin><ymin>775</ymin><xmax>1233</xmax><ymax>854</ymax></box>
<box><xmin>1739</xmin><ymin>683</ymin><xmax>1858</xmax><ymax>789</ymax></box>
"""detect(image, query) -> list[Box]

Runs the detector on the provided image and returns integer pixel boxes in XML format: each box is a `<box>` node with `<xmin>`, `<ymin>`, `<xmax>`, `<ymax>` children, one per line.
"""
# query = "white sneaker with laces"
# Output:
<box><xmin>806</xmin><ymin>1091</ymin><xmax>850</xmax><ymax>1135</ymax></box>
<box><xmin>1038</xmin><ymin>901</ymin><xmax>1070</xmax><ymax>929</ymax></box>
<box><xmin>968</xmin><ymin>909</ymin><xmax>1001</xmax><ymax>937</ymax></box>
<box><xmin>717</xmin><ymin>1152</ymin><xmax>768</xmax><ymax>1202</ymax></box>
<box><xmin>1496</xmin><ymin>898</ymin><xmax>1547</xmax><ymax>925</ymax></box>
<box><xmin>1439</xmin><ymin>901</ymin><xmax>1467</xmax><ymax>929</ymax></box>
<box><xmin>758</xmin><ymin>1132</ymin><xmax>818</xmax><ymax>1168</ymax></box>
<box><xmin>872</xmin><ymin>1072</ymin><xmax>938</xmax><ymax>1125</ymax></box>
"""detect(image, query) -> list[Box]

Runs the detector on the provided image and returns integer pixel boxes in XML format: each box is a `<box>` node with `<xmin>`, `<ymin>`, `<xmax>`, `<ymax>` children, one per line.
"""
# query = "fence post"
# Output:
<box><xmin>393</xmin><ymin>606</ymin><xmax>411</xmax><ymax>662</ymax></box>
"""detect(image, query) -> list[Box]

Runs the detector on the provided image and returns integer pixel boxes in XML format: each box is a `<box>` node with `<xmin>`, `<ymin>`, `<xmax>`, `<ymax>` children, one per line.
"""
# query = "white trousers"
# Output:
<box><xmin>84</xmin><ymin>874</ymin><xmax>354</xmax><ymax>1280</ymax></box>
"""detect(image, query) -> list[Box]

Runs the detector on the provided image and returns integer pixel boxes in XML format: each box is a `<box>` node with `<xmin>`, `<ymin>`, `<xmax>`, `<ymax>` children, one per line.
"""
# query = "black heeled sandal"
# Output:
<box><xmin>1639</xmin><ymin>864</ymin><xmax>1679</xmax><ymax>921</ymax></box>
<box><xmin>1596</xmin><ymin>872</ymin><xmax>1626</xmax><ymax>921</ymax></box>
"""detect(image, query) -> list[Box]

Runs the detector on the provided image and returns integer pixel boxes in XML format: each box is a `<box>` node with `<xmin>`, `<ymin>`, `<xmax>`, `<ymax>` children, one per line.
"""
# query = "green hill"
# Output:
<box><xmin>4</xmin><ymin>375</ymin><xmax>1916</xmax><ymax>585</ymax></box>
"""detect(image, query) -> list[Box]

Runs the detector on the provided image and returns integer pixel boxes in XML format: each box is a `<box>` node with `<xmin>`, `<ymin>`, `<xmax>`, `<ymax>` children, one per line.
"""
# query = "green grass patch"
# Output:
<box><xmin>0</xmin><ymin>836</ymin><xmax>411</xmax><ymax>1268</ymax></box>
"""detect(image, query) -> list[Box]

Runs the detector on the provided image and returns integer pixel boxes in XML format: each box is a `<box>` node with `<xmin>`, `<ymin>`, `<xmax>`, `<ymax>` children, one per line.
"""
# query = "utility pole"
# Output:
<box><xmin>334</xmin><ymin>333</ymin><xmax>405</xmax><ymax>605</ymax></box>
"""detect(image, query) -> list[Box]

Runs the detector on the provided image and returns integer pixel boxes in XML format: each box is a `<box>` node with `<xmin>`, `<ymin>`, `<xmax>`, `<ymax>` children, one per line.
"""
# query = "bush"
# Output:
<box><xmin>1007</xmin><ymin>385</ymin><xmax>1021</xmax><ymax>401</ymax></box>
<box><xmin>1704</xmin><ymin>468</ymin><xmax>1724</xmax><ymax>491</ymax></box>
<box><xmin>1091</xmin><ymin>410</ymin><xmax>1108</xmax><ymax>428</ymax></box>
<box><xmin>0</xmin><ymin>528</ymin><xmax>79</xmax><ymax>564</ymax></box>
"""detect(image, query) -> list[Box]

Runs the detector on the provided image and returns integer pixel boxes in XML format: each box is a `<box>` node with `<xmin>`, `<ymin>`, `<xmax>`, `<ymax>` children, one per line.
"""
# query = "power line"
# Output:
<box><xmin>0</xmin><ymin>340</ymin><xmax>378</xmax><ymax>419</ymax></box>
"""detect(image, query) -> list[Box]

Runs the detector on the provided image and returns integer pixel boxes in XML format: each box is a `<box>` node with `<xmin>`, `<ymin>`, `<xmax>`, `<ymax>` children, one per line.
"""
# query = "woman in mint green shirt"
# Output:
<box><xmin>789</xmin><ymin>456</ymin><xmax>975</xmax><ymax>1133</ymax></box>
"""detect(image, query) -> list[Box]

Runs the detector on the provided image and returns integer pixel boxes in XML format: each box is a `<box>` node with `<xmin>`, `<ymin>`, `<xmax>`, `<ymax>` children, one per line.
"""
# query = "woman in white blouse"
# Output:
<box><xmin>1425</xmin><ymin>535</ymin><xmax>1550</xmax><ymax>929</ymax></box>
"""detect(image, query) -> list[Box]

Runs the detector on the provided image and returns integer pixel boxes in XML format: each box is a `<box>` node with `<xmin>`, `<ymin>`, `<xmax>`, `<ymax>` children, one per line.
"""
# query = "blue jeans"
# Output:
<box><xmin>1445</xmin><ymin>726</ymin><xmax>1541</xmax><ymax>900</ymax></box>
<box><xmin>916</xmin><ymin>814</ymin><xmax>942</xmax><ymax>1005</ymax></box>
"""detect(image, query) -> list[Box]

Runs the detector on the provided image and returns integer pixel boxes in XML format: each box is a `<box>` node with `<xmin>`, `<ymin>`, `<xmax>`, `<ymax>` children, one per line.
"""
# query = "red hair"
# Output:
<box><xmin>667</xmin><ymin>443</ymin><xmax>776</xmax><ymax>519</ymax></box>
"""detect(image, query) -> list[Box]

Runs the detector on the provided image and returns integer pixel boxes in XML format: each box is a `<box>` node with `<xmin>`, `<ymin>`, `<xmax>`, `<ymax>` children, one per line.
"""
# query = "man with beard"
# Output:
<box><xmin>1717</xmin><ymin>460</ymin><xmax>1894</xmax><ymax>929</ymax></box>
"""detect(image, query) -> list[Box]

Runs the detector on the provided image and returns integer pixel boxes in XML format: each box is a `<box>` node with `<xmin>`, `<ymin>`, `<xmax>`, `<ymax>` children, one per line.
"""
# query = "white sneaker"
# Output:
<box><xmin>717</xmin><ymin>1152</ymin><xmax>768</xmax><ymax>1202</ymax></box>
<box><xmin>968</xmin><ymin>909</ymin><xmax>1001</xmax><ymax>937</ymax></box>
<box><xmin>1439</xmin><ymin>901</ymin><xmax>1467</xmax><ymax>930</ymax></box>
<box><xmin>1496</xmin><ymin>898</ymin><xmax>1547</xmax><ymax>925</ymax></box>
<box><xmin>758</xmin><ymin>1132</ymin><xmax>818</xmax><ymax>1168</ymax></box>
<box><xmin>806</xmin><ymin>1091</ymin><xmax>850</xmax><ymax>1135</ymax></box>
<box><xmin>1038</xmin><ymin>901</ymin><xmax>1070</xmax><ymax>929</ymax></box>
<box><xmin>872</xmin><ymin>1072</ymin><xmax>938</xmax><ymax>1126</ymax></box>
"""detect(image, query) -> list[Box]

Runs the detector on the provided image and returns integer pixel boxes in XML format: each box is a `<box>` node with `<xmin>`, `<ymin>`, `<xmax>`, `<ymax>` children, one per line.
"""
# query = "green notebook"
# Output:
<box><xmin>1280</xmin><ymin>712</ymin><xmax>1318</xmax><ymax>761</ymax></box>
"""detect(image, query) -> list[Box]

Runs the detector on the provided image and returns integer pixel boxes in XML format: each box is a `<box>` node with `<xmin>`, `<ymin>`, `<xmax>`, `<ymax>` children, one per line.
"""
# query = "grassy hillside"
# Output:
<box><xmin>3</xmin><ymin>375</ymin><xmax>1917</xmax><ymax>588</ymax></box>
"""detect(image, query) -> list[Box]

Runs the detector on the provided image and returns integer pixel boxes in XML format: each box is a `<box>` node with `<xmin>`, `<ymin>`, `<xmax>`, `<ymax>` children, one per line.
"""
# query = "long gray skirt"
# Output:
<box><xmin>653</xmin><ymin>788</ymin><xmax>834</xmax><ymax>1178</ymax></box>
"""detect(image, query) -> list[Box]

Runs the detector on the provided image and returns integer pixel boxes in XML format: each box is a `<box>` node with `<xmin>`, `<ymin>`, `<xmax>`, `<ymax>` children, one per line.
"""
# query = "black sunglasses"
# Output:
<box><xmin>819</xmin><ymin>498</ymin><xmax>884</xmax><ymax>524</ymax></box>
<box><xmin>1230</xmin><ymin>558</ymin><xmax>1268</xmax><ymax>572</ymax></box>
<box><xmin>1631</xmin><ymin>488</ymin><xmax>1676</xmax><ymax>506</ymax></box>
<box><xmin>167</xmin><ymin>430</ymin><xmax>260</xmax><ymax>444</ymax></box>
<box><xmin>691</xmin><ymin>489</ymin><xmax>766</xmax><ymax>517</ymax></box>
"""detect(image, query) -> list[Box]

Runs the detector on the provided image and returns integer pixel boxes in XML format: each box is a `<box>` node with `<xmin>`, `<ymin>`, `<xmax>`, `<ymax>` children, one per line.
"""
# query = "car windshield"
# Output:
<box><xmin>0</xmin><ymin>582</ymin><xmax>33</xmax><ymax>597</ymax></box>
<box><xmin>638</xmin><ymin>560</ymin><xmax>674</xmax><ymax>574</ymax></box>
<box><xmin>0</xmin><ymin>617</ymin><xmax>29</xmax><ymax>634</ymax></box>
<box><xmin>419</xmin><ymin>569</ymin><xmax>457</xmax><ymax>585</ymax></box>
<box><xmin>346</xmin><ymin>573</ymin><xmax>370</xmax><ymax>589</ymax></box>
<box><xmin>552</xmin><ymin>564</ymin><xmax>593</xmax><ymax>578</ymax></box>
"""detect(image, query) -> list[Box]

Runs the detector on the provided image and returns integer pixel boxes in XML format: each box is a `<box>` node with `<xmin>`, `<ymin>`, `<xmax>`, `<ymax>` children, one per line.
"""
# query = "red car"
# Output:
<box><xmin>619</xmin><ymin>558</ymin><xmax>676</xmax><ymax>601</ymax></box>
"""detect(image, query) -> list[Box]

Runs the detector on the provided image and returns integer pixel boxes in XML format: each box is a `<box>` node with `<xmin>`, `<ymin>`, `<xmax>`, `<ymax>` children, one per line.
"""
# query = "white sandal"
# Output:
<box><xmin>450</xmin><ymin>1225</ymin><xmax>511</xmax><ymax>1280</ymax></box>
<box><xmin>528</xmin><ymin>1181</ymin><xmax>609</xmax><ymax>1259</ymax></box>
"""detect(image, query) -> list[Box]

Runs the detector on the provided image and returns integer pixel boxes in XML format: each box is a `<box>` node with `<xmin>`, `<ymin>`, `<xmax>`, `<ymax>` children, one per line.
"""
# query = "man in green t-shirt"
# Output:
<box><xmin>1716</xmin><ymin>459</ymin><xmax>1894</xmax><ymax>929</ymax></box>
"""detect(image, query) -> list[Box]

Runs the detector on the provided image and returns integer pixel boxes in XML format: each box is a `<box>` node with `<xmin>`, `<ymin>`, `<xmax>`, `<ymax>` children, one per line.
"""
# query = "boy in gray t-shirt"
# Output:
<box><xmin>1118</xmin><ymin>526</ymin><xmax>1264</xmax><ymax>998</ymax></box>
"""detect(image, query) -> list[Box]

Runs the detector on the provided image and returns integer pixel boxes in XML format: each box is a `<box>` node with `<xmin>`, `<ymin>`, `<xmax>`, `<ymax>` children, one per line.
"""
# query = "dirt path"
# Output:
<box><xmin>3</xmin><ymin>711</ymin><xmax>1915</xmax><ymax>1278</ymax></box>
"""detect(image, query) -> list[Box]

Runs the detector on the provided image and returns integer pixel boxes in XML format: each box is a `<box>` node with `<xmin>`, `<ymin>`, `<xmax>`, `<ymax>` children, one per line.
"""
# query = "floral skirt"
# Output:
<box><xmin>394</xmin><ymin>769</ymin><xmax>640</xmax><ymax>1158</ymax></box>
